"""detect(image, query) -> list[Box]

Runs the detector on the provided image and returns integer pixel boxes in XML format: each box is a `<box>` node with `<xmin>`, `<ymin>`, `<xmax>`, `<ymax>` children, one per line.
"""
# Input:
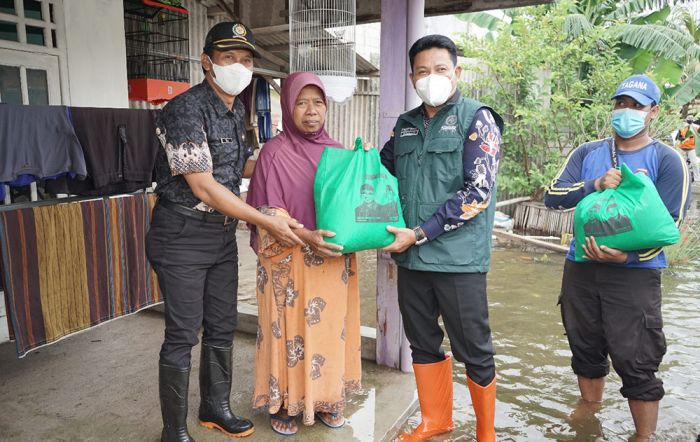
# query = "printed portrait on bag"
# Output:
<box><xmin>354</xmin><ymin>182</ymin><xmax>399</xmax><ymax>223</ymax></box>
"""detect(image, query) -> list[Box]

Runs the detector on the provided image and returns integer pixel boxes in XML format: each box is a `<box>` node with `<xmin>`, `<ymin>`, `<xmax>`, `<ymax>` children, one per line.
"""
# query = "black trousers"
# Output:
<box><xmin>559</xmin><ymin>260</ymin><xmax>666</xmax><ymax>401</ymax></box>
<box><xmin>146</xmin><ymin>203</ymin><xmax>239</xmax><ymax>368</ymax></box>
<box><xmin>397</xmin><ymin>267</ymin><xmax>495</xmax><ymax>386</ymax></box>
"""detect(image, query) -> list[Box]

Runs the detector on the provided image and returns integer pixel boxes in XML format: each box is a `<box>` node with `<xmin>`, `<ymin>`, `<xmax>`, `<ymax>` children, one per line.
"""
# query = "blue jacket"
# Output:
<box><xmin>544</xmin><ymin>138</ymin><xmax>691</xmax><ymax>268</ymax></box>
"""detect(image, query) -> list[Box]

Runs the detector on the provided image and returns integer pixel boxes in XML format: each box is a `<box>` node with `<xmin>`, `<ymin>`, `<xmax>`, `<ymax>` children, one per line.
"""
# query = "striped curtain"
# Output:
<box><xmin>0</xmin><ymin>193</ymin><xmax>161</xmax><ymax>357</ymax></box>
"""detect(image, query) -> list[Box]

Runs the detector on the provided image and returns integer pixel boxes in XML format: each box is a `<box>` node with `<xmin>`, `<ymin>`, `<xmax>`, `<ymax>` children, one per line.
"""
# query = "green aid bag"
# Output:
<box><xmin>573</xmin><ymin>163</ymin><xmax>680</xmax><ymax>261</ymax></box>
<box><xmin>314</xmin><ymin>137</ymin><xmax>406</xmax><ymax>253</ymax></box>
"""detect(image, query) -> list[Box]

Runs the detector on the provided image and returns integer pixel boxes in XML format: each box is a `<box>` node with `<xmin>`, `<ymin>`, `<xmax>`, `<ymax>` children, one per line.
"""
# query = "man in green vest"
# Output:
<box><xmin>380</xmin><ymin>35</ymin><xmax>504</xmax><ymax>442</ymax></box>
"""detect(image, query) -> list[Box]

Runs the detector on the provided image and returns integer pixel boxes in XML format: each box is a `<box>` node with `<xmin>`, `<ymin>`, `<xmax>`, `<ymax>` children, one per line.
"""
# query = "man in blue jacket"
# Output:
<box><xmin>545</xmin><ymin>74</ymin><xmax>691</xmax><ymax>440</ymax></box>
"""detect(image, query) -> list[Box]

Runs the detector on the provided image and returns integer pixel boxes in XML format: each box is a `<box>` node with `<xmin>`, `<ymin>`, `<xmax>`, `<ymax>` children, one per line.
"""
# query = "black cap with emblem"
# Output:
<box><xmin>204</xmin><ymin>22</ymin><xmax>260</xmax><ymax>57</ymax></box>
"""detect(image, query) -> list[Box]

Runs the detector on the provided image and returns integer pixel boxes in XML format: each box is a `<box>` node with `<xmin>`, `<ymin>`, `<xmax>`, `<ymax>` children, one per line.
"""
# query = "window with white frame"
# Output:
<box><xmin>0</xmin><ymin>0</ymin><xmax>62</xmax><ymax>107</ymax></box>
<box><xmin>0</xmin><ymin>0</ymin><xmax>57</xmax><ymax>48</ymax></box>
<box><xmin>1</xmin><ymin>0</ymin><xmax>63</xmax><ymax>204</ymax></box>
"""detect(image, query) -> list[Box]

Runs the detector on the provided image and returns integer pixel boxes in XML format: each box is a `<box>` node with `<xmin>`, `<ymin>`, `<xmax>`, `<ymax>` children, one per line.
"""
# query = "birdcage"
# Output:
<box><xmin>124</xmin><ymin>0</ymin><xmax>190</xmax><ymax>103</ymax></box>
<box><xmin>289</xmin><ymin>0</ymin><xmax>356</xmax><ymax>103</ymax></box>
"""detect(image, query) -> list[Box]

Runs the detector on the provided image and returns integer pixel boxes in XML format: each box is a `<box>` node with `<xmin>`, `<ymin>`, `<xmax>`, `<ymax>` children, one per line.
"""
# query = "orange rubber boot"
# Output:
<box><xmin>467</xmin><ymin>377</ymin><xmax>496</xmax><ymax>442</ymax></box>
<box><xmin>396</xmin><ymin>356</ymin><xmax>454</xmax><ymax>441</ymax></box>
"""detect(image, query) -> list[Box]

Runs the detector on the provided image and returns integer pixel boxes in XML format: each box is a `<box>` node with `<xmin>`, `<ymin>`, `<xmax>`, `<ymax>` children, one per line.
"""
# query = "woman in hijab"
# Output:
<box><xmin>247</xmin><ymin>72</ymin><xmax>362</xmax><ymax>436</ymax></box>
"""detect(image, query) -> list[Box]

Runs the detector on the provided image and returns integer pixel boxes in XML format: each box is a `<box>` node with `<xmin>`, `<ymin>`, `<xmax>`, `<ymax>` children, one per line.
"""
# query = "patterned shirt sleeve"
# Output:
<box><xmin>155</xmin><ymin>104</ymin><xmax>213</xmax><ymax>176</ymax></box>
<box><xmin>420</xmin><ymin>108</ymin><xmax>502</xmax><ymax>240</ymax></box>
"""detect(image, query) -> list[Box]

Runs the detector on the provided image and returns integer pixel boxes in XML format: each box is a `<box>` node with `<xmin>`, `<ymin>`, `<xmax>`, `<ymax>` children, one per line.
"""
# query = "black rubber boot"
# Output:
<box><xmin>198</xmin><ymin>344</ymin><xmax>255</xmax><ymax>438</ymax></box>
<box><xmin>159</xmin><ymin>364</ymin><xmax>194</xmax><ymax>442</ymax></box>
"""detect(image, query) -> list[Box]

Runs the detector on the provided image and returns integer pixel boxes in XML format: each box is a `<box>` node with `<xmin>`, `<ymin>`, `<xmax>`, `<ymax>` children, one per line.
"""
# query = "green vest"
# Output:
<box><xmin>392</xmin><ymin>95</ymin><xmax>501</xmax><ymax>273</ymax></box>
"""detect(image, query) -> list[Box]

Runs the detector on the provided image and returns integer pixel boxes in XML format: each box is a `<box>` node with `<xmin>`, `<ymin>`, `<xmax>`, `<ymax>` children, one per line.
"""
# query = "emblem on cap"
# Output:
<box><xmin>620</xmin><ymin>80</ymin><xmax>648</xmax><ymax>91</ymax></box>
<box><xmin>233</xmin><ymin>24</ymin><xmax>247</xmax><ymax>37</ymax></box>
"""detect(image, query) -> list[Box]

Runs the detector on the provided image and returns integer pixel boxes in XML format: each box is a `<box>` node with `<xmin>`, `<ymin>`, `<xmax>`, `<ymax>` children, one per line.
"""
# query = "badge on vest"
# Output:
<box><xmin>400</xmin><ymin>127</ymin><xmax>419</xmax><ymax>137</ymax></box>
<box><xmin>220</xmin><ymin>138</ymin><xmax>234</xmax><ymax>143</ymax></box>
<box><xmin>440</xmin><ymin>125</ymin><xmax>457</xmax><ymax>134</ymax></box>
<box><xmin>440</xmin><ymin>115</ymin><xmax>458</xmax><ymax>134</ymax></box>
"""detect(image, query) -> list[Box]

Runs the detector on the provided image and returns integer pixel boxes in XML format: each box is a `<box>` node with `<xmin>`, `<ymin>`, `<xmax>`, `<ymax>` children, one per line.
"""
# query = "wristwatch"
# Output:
<box><xmin>412</xmin><ymin>226</ymin><xmax>428</xmax><ymax>246</ymax></box>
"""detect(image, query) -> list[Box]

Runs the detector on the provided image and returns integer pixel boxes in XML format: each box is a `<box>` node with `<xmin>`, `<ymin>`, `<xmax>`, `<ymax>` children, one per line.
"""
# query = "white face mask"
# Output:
<box><xmin>209</xmin><ymin>58</ymin><xmax>253</xmax><ymax>96</ymax></box>
<box><xmin>414</xmin><ymin>72</ymin><xmax>455</xmax><ymax>107</ymax></box>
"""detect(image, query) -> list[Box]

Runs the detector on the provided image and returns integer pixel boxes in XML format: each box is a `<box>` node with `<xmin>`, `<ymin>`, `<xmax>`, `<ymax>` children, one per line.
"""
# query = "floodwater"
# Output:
<box><xmin>382</xmin><ymin>245</ymin><xmax>700</xmax><ymax>441</ymax></box>
<box><xmin>239</xmin><ymin>195</ymin><xmax>700</xmax><ymax>440</ymax></box>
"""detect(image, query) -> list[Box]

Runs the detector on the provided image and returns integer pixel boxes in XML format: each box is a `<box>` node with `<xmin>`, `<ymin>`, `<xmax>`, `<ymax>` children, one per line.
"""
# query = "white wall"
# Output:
<box><xmin>61</xmin><ymin>0</ymin><xmax>129</xmax><ymax>108</ymax></box>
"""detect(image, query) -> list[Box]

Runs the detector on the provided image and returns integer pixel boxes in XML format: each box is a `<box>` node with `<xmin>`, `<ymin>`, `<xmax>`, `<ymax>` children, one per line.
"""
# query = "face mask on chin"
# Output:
<box><xmin>208</xmin><ymin>56</ymin><xmax>253</xmax><ymax>96</ymax></box>
<box><xmin>611</xmin><ymin>108</ymin><xmax>648</xmax><ymax>139</ymax></box>
<box><xmin>414</xmin><ymin>71</ymin><xmax>455</xmax><ymax>107</ymax></box>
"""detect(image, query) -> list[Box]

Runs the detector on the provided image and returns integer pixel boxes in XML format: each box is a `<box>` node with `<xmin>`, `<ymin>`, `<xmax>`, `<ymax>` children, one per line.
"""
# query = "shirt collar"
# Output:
<box><xmin>202</xmin><ymin>79</ymin><xmax>236</xmax><ymax>117</ymax></box>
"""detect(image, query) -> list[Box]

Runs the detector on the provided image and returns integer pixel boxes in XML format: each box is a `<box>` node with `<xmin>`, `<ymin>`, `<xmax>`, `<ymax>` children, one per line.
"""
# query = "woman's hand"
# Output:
<box><xmin>296</xmin><ymin>228</ymin><xmax>344</xmax><ymax>257</ymax></box>
<box><xmin>263</xmin><ymin>216</ymin><xmax>304</xmax><ymax>247</ymax></box>
<box><xmin>352</xmin><ymin>136</ymin><xmax>373</xmax><ymax>151</ymax></box>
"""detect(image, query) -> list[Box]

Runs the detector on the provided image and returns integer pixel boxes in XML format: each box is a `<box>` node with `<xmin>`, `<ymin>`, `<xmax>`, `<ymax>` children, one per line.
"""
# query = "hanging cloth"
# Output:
<box><xmin>47</xmin><ymin>108</ymin><xmax>161</xmax><ymax>196</ymax></box>
<box><xmin>0</xmin><ymin>193</ymin><xmax>161</xmax><ymax>357</ymax></box>
<box><xmin>0</xmin><ymin>105</ymin><xmax>87</xmax><ymax>197</ymax></box>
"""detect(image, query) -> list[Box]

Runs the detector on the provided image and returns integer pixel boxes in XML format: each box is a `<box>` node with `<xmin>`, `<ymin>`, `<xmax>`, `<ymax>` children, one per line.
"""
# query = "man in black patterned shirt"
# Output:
<box><xmin>146</xmin><ymin>22</ymin><xmax>302</xmax><ymax>442</ymax></box>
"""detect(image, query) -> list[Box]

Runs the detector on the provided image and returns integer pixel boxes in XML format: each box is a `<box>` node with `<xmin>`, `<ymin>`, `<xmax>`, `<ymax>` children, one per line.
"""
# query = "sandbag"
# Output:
<box><xmin>314</xmin><ymin>137</ymin><xmax>406</xmax><ymax>253</ymax></box>
<box><xmin>573</xmin><ymin>163</ymin><xmax>680</xmax><ymax>261</ymax></box>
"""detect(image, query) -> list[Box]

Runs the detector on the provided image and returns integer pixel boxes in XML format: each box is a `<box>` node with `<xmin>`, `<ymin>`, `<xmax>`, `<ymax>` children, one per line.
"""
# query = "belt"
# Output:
<box><xmin>158</xmin><ymin>199</ymin><xmax>237</xmax><ymax>226</ymax></box>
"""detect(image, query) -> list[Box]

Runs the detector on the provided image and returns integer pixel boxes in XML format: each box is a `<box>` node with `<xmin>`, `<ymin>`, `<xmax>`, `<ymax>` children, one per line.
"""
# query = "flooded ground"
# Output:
<box><xmin>238</xmin><ymin>195</ymin><xmax>700</xmax><ymax>440</ymax></box>
<box><xmin>390</xmin><ymin>246</ymin><xmax>700</xmax><ymax>441</ymax></box>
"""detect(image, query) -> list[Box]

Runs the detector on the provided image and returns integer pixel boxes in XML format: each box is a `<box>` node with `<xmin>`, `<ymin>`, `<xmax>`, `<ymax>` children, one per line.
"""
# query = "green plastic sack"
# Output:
<box><xmin>314</xmin><ymin>137</ymin><xmax>406</xmax><ymax>253</ymax></box>
<box><xmin>573</xmin><ymin>163</ymin><xmax>680</xmax><ymax>261</ymax></box>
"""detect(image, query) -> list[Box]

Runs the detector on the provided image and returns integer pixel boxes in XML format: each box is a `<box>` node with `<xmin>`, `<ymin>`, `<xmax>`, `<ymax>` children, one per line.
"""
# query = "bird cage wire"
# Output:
<box><xmin>123</xmin><ymin>0</ymin><xmax>190</xmax><ymax>82</ymax></box>
<box><xmin>289</xmin><ymin>0</ymin><xmax>356</xmax><ymax>102</ymax></box>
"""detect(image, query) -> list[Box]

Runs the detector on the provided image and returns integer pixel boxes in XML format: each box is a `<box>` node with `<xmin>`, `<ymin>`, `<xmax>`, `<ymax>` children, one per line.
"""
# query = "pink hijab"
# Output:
<box><xmin>247</xmin><ymin>72</ymin><xmax>344</xmax><ymax>250</ymax></box>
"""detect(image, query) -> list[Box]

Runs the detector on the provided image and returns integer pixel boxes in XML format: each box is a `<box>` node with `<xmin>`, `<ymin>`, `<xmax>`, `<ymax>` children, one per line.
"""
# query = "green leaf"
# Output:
<box><xmin>606</xmin><ymin>0</ymin><xmax>654</xmax><ymax>20</ymax></box>
<box><xmin>564</xmin><ymin>14</ymin><xmax>593</xmax><ymax>39</ymax></box>
<box><xmin>583</xmin><ymin>0</ymin><xmax>619</xmax><ymax>24</ymax></box>
<box><xmin>670</xmin><ymin>70</ymin><xmax>700</xmax><ymax>105</ymax></box>
<box><xmin>457</xmin><ymin>12</ymin><xmax>505</xmax><ymax>32</ymax></box>
<box><xmin>616</xmin><ymin>24</ymin><xmax>695</xmax><ymax>63</ymax></box>
<box><xmin>618</xmin><ymin>43</ymin><xmax>640</xmax><ymax>60</ymax></box>
<box><xmin>653</xmin><ymin>59</ymin><xmax>683</xmax><ymax>84</ymax></box>
<box><xmin>631</xmin><ymin>50</ymin><xmax>653</xmax><ymax>72</ymax></box>
<box><xmin>633</xmin><ymin>5</ymin><xmax>671</xmax><ymax>25</ymax></box>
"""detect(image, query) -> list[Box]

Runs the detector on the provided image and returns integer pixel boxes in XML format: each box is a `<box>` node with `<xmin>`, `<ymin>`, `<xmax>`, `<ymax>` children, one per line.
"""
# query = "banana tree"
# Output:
<box><xmin>563</xmin><ymin>0</ymin><xmax>700</xmax><ymax>105</ymax></box>
<box><xmin>462</xmin><ymin>1</ymin><xmax>700</xmax><ymax>105</ymax></box>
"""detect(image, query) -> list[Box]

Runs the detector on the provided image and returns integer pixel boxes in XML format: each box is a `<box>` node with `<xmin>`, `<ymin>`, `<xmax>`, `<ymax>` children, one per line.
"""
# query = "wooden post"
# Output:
<box><xmin>377</xmin><ymin>0</ymin><xmax>424</xmax><ymax>372</ymax></box>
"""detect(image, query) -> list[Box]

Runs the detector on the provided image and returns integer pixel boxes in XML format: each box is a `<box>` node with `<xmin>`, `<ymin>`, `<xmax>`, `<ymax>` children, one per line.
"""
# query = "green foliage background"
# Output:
<box><xmin>457</xmin><ymin>0</ymin><xmax>693</xmax><ymax>197</ymax></box>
